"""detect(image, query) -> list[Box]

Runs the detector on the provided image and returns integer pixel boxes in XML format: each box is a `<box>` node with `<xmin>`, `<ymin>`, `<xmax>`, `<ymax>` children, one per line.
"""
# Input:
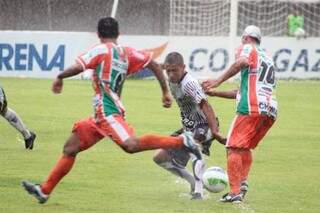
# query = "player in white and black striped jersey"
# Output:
<box><xmin>153</xmin><ymin>52</ymin><xmax>226</xmax><ymax>200</ymax></box>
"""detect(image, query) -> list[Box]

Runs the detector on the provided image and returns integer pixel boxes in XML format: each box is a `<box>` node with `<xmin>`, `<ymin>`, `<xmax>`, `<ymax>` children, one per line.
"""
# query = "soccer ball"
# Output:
<box><xmin>202</xmin><ymin>166</ymin><xmax>228</xmax><ymax>193</ymax></box>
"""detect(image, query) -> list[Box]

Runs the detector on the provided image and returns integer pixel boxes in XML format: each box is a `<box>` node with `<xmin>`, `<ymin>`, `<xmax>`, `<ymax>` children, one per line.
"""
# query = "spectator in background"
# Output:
<box><xmin>287</xmin><ymin>9</ymin><xmax>306</xmax><ymax>39</ymax></box>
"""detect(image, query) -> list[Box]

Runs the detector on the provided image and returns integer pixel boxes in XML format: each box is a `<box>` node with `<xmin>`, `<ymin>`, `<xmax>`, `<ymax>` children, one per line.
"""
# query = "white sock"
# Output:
<box><xmin>3</xmin><ymin>108</ymin><xmax>31</xmax><ymax>139</ymax></box>
<box><xmin>192</xmin><ymin>159</ymin><xmax>205</xmax><ymax>195</ymax></box>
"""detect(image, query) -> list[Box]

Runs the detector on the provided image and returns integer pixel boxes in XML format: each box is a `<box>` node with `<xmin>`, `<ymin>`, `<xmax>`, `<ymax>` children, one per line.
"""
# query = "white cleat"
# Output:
<box><xmin>22</xmin><ymin>180</ymin><xmax>49</xmax><ymax>204</ymax></box>
<box><xmin>181</xmin><ymin>131</ymin><xmax>202</xmax><ymax>160</ymax></box>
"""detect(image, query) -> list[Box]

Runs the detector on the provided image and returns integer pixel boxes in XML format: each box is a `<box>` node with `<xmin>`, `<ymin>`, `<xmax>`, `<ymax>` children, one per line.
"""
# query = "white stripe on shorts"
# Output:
<box><xmin>105</xmin><ymin>115</ymin><xmax>130</xmax><ymax>142</ymax></box>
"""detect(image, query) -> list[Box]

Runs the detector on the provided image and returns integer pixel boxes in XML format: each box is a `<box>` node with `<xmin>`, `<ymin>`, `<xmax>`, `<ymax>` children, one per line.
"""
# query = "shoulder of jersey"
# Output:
<box><xmin>241</xmin><ymin>44</ymin><xmax>254</xmax><ymax>54</ymax></box>
<box><xmin>181</xmin><ymin>73</ymin><xmax>199</xmax><ymax>89</ymax></box>
<box><xmin>87</xmin><ymin>43</ymin><xmax>109</xmax><ymax>56</ymax></box>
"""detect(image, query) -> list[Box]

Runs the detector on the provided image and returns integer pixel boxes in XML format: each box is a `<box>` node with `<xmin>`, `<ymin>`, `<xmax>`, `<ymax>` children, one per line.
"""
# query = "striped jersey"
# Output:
<box><xmin>76</xmin><ymin>42</ymin><xmax>152</xmax><ymax>118</ymax></box>
<box><xmin>169</xmin><ymin>72</ymin><xmax>208</xmax><ymax>131</ymax></box>
<box><xmin>235</xmin><ymin>43</ymin><xmax>278</xmax><ymax>118</ymax></box>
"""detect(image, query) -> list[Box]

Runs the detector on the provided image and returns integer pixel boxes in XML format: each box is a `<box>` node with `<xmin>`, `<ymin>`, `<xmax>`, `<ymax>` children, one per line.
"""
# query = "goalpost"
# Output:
<box><xmin>111</xmin><ymin>0</ymin><xmax>119</xmax><ymax>18</ymax></box>
<box><xmin>169</xmin><ymin>0</ymin><xmax>320</xmax><ymax>67</ymax></box>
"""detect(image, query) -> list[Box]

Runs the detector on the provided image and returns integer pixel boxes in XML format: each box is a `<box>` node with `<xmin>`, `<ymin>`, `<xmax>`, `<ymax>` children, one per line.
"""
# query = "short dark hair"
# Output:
<box><xmin>165</xmin><ymin>52</ymin><xmax>184</xmax><ymax>65</ymax></box>
<box><xmin>97</xmin><ymin>17</ymin><xmax>119</xmax><ymax>39</ymax></box>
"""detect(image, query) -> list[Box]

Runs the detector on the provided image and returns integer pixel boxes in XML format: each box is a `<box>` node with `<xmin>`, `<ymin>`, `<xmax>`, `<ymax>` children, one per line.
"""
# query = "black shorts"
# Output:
<box><xmin>0</xmin><ymin>86</ymin><xmax>7</xmax><ymax>114</ymax></box>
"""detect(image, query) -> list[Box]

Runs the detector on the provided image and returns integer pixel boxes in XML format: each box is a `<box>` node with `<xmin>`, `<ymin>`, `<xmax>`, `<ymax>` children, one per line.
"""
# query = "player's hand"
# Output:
<box><xmin>205</xmin><ymin>89</ymin><xmax>217</xmax><ymax>97</ymax></box>
<box><xmin>212</xmin><ymin>132</ymin><xmax>227</xmax><ymax>145</ymax></box>
<box><xmin>201</xmin><ymin>79</ymin><xmax>221</xmax><ymax>91</ymax></box>
<box><xmin>52</xmin><ymin>78</ymin><xmax>63</xmax><ymax>94</ymax></box>
<box><xmin>162</xmin><ymin>92</ymin><xmax>172</xmax><ymax>108</ymax></box>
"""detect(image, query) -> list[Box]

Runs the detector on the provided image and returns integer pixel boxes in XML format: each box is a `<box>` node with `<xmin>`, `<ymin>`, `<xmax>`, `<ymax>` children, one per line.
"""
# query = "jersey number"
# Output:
<box><xmin>258</xmin><ymin>61</ymin><xmax>275</xmax><ymax>85</ymax></box>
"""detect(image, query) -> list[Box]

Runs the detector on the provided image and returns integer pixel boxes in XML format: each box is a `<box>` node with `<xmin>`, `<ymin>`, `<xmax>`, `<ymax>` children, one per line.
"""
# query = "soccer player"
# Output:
<box><xmin>0</xmin><ymin>85</ymin><xmax>36</xmax><ymax>149</ymax></box>
<box><xmin>202</xmin><ymin>25</ymin><xmax>278</xmax><ymax>203</ymax></box>
<box><xmin>153</xmin><ymin>52</ymin><xmax>226</xmax><ymax>200</ymax></box>
<box><xmin>21</xmin><ymin>17</ymin><xmax>201</xmax><ymax>204</ymax></box>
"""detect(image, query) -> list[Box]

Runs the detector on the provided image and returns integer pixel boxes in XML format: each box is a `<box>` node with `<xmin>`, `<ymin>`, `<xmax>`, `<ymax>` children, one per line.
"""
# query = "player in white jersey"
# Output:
<box><xmin>153</xmin><ymin>52</ymin><xmax>226</xmax><ymax>199</ymax></box>
<box><xmin>0</xmin><ymin>85</ymin><xmax>36</xmax><ymax>149</ymax></box>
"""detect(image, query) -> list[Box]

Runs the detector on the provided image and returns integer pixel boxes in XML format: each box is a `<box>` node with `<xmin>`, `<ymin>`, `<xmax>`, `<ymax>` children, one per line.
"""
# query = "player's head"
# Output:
<box><xmin>163</xmin><ymin>52</ymin><xmax>186</xmax><ymax>83</ymax></box>
<box><xmin>97</xmin><ymin>17</ymin><xmax>119</xmax><ymax>39</ymax></box>
<box><xmin>242</xmin><ymin>25</ymin><xmax>261</xmax><ymax>45</ymax></box>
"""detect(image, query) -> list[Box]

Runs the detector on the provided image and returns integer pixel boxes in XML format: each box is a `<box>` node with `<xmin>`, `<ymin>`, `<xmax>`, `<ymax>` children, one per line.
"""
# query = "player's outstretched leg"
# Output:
<box><xmin>153</xmin><ymin>149</ymin><xmax>195</xmax><ymax>195</ymax></box>
<box><xmin>2</xmin><ymin>107</ymin><xmax>36</xmax><ymax>149</ymax></box>
<box><xmin>136</xmin><ymin>131</ymin><xmax>202</xmax><ymax>160</ymax></box>
<box><xmin>21</xmin><ymin>133</ymin><xmax>82</xmax><ymax>204</ymax></box>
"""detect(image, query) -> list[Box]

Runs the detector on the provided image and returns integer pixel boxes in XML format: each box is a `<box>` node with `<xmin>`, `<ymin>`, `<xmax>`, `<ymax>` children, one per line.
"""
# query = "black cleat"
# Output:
<box><xmin>219</xmin><ymin>193</ymin><xmax>243</xmax><ymax>203</ymax></box>
<box><xmin>25</xmin><ymin>132</ymin><xmax>36</xmax><ymax>150</ymax></box>
<box><xmin>191</xmin><ymin>192</ymin><xmax>203</xmax><ymax>200</ymax></box>
<box><xmin>22</xmin><ymin>180</ymin><xmax>49</xmax><ymax>204</ymax></box>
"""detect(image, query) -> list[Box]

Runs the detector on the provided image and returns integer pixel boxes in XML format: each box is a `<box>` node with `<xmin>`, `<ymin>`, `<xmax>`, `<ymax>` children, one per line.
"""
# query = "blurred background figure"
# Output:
<box><xmin>287</xmin><ymin>8</ymin><xmax>306</xmax><ymax>39</ymax></box>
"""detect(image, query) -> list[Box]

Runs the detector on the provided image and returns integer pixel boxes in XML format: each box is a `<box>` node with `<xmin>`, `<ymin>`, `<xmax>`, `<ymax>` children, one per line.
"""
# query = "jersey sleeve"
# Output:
<box><xmin>236</xmin><ymin>44</ymin><xmax>258</xmax><ymax>69</ymax></box>
<box><xmin>76</xmin><ymin>44</ymin><xmax>109</xmax><ymax>70</ymax></box>
<box><xmin>183</xmin><ymin>80</ymin><xmax>207</xmax><ymax>104</ymax></box>
<box><xmin>126</xmin><ymin>47</ymin><xmax>152</xmax><ymax>75</ymax></box>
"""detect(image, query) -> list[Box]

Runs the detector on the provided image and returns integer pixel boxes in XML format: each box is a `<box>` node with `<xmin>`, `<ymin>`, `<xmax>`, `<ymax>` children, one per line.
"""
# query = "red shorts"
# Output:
<box><xmin>226</xmin><ymin>114</ymin><xmax>275</xmax><ymax>149</ymax></box>
<box><xmin>72</xmin><ymin>115</ymin><xmax>135</xmax><ymax>151</ymax></box>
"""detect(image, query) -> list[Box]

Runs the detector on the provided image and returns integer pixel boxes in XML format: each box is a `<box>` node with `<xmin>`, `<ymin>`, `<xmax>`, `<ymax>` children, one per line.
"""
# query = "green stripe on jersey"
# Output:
<box><xmin>101</xmin><ymin>89</ymin><xmax>120</xmax><ymax>116</ymax></box>
<box><xmin>95</xmin><ymin>64</ymin><xmax>102</xmax><ymax>78</ymax></box>
<box><xmin>237</xmin><ymin>68</ymin><xmax>249</xmax><ymax>114</ymax></box>
<box><xmin>109</xmin><ymin>48</ymin><xmax>119</xmax><ymax>91</ymax></box>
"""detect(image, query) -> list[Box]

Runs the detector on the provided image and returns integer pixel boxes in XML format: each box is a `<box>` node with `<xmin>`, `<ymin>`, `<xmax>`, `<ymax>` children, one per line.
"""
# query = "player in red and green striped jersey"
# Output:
<box><xmin>202</xmin><ymin>25</ymin><xmax>277</xmax><ymax>203</ymax></box>
<box><xmin>21</xmin><ymin>17</ymin><xmax>201</xmax><ymax>204</ymax></box>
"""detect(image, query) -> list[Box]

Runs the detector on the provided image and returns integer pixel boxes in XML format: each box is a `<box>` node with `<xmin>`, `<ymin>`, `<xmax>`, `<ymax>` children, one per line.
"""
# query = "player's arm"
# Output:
<box><xmin>202</xmin><ymin>57</ymin><xmax>249</xmax><ymax>91</ymax></box>
<box><xmin>52</xmin><ymin>63</ymin><xmax>84</xmax><ymax>94</ymax></box>
<box><xmin>206</xmin><ymin>89</ymin><xmax>238</xmax><ymax>99</ymax></box>
<box><xmin>200</xmin><ymin>100</ymin><xmax>226</xmax><ymax>145</ymax></box>
<box><xmin>146</xmin><ymin>60</ymin><xmax>172</xmax><ymax>108</ymax></box>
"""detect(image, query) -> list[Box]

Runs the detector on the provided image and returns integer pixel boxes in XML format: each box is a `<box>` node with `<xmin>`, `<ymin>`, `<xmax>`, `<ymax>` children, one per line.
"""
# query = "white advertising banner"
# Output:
<box><xmin>0</xmin><ymin>31</ymin><xmax>320</xmax><ymax>79</ymax></box>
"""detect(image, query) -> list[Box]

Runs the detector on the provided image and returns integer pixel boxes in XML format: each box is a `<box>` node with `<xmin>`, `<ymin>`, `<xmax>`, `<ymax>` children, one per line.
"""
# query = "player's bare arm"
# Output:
<box><xmin>199</xmin><ymin>99</ymin><xmax>226</xmax><ymax>145</ymax></box>
<box><xmin>146</xmin><ymin>60</ymin><xmax>172</xmax><ymax>108</ymax></box>
<box><xmin>52</xmin><ymin>63</ymin><xmax>84</xmax><ymax>94</ymax></box>
<box><xmin>206</xmin><ymin>89</ymin><xmax>238</xmax><ymax>99</ymax></box>
<box><xmin>202</xmin><ymin>57</ymin><xmax>249</xmax><ymax>91</ymax></box>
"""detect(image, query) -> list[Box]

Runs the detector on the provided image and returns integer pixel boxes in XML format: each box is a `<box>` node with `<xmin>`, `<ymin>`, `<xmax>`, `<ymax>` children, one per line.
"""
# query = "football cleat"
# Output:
<box><xmin>191</xmin><ymin>192</ymin><xmax>203</xmax><ymax>200</ymax></box>
<box><xmin>22</xmin><ymin>180</ymin><xmax>49</xmax><ymax>204</ymax></box>
<box><xmin>219</xmin><ymin>193</ymin><xmax>243</xmax><ymax>203</ymax></box>
<box><xmin>181</xmin><ymin>131</ymin><xmax>202</xmax><ymax>160</ymax></box>
<box><xmin>25</xmin><ymin>132</ymin><xmax>36</xmax><ymax>150</ymax></box>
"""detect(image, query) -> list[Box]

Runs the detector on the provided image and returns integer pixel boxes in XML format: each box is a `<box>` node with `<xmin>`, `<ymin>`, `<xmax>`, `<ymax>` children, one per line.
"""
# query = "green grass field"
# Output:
<box><xmin>0</xmin><ymin>77</ymin><xmax>319</xmax><ymax>213</ymax></box>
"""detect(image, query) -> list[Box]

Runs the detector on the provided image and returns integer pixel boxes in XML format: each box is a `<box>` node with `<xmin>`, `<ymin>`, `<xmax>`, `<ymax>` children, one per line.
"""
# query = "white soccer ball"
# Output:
<box><xmin>202</xmin><ymin>166</ymin><xmax>228</xmax><ymax>193</ymax></box>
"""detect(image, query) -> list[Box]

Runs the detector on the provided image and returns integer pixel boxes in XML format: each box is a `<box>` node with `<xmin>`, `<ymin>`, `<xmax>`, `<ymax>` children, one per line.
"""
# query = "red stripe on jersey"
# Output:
<box><xmin>248</xmin><ymin>46</ymin><xmax>259</xmax><ymax>114</ymax></box>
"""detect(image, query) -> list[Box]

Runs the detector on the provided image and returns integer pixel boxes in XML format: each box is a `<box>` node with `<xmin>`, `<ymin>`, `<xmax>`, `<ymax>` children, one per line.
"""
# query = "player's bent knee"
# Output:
<box><xmin>63</xmin><ymin>134</ymin><xmax>81</xmax><ymax>156</ymax></box>
<box><xmin>63</xmin><ymin>144</ymin><xmax>79</xmax><ymax>156</ymax></box>
<box><xmin>153</xmin><ymin>150</ymin><xmax>170</xmax><ymax>165</ymax></box>
<box><xmin>121</xmin><ymin>137</ymin><xmax>139</xmax><ymax>154</ymax></box>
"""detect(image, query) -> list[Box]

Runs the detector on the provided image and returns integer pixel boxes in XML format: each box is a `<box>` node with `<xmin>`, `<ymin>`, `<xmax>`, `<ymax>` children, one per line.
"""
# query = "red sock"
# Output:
<box><xmin>241</xmin><ymin>149</ymin><xmax>252</xmax><ymax>182</ymax></box>
<box><xmin>41</xmin><ymin>155</ymin><xmax>75</xmax><ymax>195</ymax></box>
<box><xmin>138</xmin><ymin>134</ymin><xmax>183</xmax><ymax>151</ymax></box>
<box><xmin>227</xmin><ymin>149</ymin><xmax>242</xmax><ymax>195</ymax></box>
